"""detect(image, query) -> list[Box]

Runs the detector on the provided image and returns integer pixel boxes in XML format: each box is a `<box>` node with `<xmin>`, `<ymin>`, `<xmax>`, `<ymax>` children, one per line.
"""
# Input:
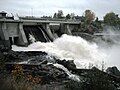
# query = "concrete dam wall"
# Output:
<box><xmin>0</xmin><ymin>12</ymin><xmax>81</xmax><ymax>48</ymax></box>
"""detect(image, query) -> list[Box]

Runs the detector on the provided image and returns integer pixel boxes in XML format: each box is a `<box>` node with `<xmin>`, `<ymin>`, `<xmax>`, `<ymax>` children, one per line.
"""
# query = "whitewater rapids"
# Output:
<box><xmin>12</xmin><ymin>34</ymin><xmax>106</xmax><ymax>69</ymax></box>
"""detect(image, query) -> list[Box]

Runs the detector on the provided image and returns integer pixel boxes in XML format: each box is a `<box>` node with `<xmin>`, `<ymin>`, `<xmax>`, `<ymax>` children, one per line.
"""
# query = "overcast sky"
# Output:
<box><xmin>0</xmin><ymin>0</ymin><xmax>120</xmax><ymax>19</ymax></box>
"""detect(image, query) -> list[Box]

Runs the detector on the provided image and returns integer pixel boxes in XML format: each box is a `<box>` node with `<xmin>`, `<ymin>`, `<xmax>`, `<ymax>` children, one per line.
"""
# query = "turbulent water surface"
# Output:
<box><xmin>12</xmin><ymin>34</ymin><xmax>108</xmax><ymax>69</ymax></box>
<box><xmin>12</xmin><ymin>27</ymin><xmax>120</xmax><ymax>70</ymax></box>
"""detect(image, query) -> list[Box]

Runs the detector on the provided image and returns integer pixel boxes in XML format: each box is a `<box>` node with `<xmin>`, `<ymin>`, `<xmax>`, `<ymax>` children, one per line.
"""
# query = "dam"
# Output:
<box><xmin>0</xmin><ymin>11</ymin><xmax>81</xmax><ymax>48</ymax></box>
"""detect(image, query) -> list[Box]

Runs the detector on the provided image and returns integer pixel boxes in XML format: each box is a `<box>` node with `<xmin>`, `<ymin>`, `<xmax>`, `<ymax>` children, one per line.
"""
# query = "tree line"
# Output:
<box><xmin>42</xmin><ymin>10</ymin><xmax>120</xmax><ymax>34</ymax></box>
<box><xmin>52</xmin><ymin>10</ymin><xmax>120</xmax><ymax>26</ymax></box>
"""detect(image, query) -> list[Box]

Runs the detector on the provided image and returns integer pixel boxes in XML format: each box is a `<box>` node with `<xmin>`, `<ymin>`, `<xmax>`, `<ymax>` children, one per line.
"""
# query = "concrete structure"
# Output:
<box><xmin>0</xmin><ymin>12</ymin><xmax>81</xmax><ymax>47</ymax></box>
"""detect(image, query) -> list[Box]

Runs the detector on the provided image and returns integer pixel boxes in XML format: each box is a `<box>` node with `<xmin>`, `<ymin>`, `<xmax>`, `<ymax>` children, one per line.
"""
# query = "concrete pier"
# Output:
<box><xmin>0</xmin><ymin>12</ymin><xmax>81</xmax><ymax>47</ymax></box>
<box><xmin>18</xmin><ymin>23</ymin><xmax>28</xmax><ymax>46</ymax></box>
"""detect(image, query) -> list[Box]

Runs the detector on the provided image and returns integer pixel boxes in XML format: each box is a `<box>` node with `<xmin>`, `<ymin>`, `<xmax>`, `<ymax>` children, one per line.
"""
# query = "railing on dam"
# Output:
<box><xmin>94</xmin><ymin>33</ymin><xmax>120</xmax><ymax>36</ymax></box>
<box><xmin>0</xmin><ymin>17</ymin><xmax>81</xmax><ymax>24</ymax></box>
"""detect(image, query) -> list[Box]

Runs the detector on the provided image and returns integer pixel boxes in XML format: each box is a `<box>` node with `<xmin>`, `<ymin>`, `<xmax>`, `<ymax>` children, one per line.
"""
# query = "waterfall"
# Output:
<box><xmin>37</xmin><ymin>26</ymin><xmax>51</xmax><ymax>42</ymax></box>
<box><xmin>23</xmin><ymin>25</ymin><xmax>51</xmax><ymax>44</ymax></box>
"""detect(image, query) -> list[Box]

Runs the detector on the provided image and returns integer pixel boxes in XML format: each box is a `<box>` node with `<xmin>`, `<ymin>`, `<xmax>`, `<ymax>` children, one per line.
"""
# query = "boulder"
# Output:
<box><xmin>56</xmin><ymin>59</ymin><xmax>76</xmax><ymax>70</ymax></box>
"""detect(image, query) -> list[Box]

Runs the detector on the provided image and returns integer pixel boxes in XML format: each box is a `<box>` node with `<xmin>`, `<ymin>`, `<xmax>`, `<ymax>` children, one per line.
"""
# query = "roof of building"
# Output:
<box><xmin>0</xmin><ymin>11</ymin><xmax>7</xmax><ymax>14</ymax></box>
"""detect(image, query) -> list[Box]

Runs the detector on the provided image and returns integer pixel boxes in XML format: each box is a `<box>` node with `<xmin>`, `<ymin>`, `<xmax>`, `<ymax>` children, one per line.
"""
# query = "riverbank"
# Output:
<box><xmin>0</xmin><ymin>48</ymin><xmax>120</xmax><ymax>90</ymax></box>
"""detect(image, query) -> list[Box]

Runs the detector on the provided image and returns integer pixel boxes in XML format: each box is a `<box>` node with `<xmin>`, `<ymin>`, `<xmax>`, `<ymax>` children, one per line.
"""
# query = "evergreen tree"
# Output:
<box><xmin>66</xmin><ymin>14</ymin><xmax>71</xmax><ymax>19</ymax></box>
<box><xmin>53</xmin><ymin>13</ymin><xmax>57</xmax><ymax>18</ymax></box>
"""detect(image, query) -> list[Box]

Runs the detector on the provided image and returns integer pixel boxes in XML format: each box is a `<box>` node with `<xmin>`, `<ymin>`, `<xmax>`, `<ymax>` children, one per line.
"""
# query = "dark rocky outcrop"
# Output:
<box><xmin>56</xmin><ymin>59</ymin><xmax>76</xmax><ymax>70</ymax></box>
<box><xmin>1</xmin><ymin>49</ymin><xmax>120</xmax><ymax>90</ymax></box>
<box><xmin>106</xmin><ymin>66</ymin><xmax>120</xmax><ymax>77</ymax></box>
<box><xmin>5</xmin><ymin>63</ymin><xmax>69</xmax><ymax>84</ymax></box>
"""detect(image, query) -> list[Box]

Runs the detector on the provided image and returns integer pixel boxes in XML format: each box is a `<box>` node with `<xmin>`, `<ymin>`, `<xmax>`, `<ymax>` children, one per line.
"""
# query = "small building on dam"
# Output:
<box><xmin>0</xmin><ymin>11</ymin><xmax>81</xmax><ymax>48</ymax></box>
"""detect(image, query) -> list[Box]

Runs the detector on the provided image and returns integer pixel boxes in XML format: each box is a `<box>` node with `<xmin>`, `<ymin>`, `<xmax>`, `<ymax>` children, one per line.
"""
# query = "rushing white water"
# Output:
<box><xmin>53</xmin><ymin>63</ymin><xmax>80</xmax><ymax>82</ymax></box>
<box><xmin>29</xmin><ymin>34</ymin><xmax>36</xmax><ymax>43</ymax></box>
<box><xmin>12</xmin><ymin>34</ymin><xmax>106</xmax><ymax>69</ymax></box>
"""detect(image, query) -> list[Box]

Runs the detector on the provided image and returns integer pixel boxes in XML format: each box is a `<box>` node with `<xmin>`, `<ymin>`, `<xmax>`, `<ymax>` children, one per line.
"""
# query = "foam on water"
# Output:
<box><xmin>12</xmin><ymin>34</ymin><xmax>106</xmax><ymax>69</ymax></box>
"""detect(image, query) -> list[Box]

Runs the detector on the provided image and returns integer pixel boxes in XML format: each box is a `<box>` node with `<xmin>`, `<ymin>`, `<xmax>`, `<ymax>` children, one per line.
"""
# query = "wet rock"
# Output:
<box><xmin>5</xmin><ymin>63</ymin><xmax>69</xmax><ymax>84</ymax></box>
<box><xmin>4</xmin><ymin>50</ymin><xmax>27</xmax><ymax>62</ymax></box>
<box><xmin>2</xmin><ymin>50</ymin><xmax>120</xmax><ymax>89</ymax></box>
<box><xmin>4</xmin><ymin>51</ymin><xmax>49</xmax><ymax>64</ymax></box>
<box><xmin>56</xmin><ymin>59</ymin><xmax>76</xmax><ymax>70</ymax></box>
<box><xmin>0</xmin><ymin>45</ymin><xmax>11</xmax><ymax>52</ymax></box>
<box><xmin>3</xmin><ymin>50</ymin><xmax>69</xmax><ymax>84</ymax></box>
<box><xmin>27</xmin><ymin>55</ymin><xmax>48</xmax><ymax>64</ymax></box>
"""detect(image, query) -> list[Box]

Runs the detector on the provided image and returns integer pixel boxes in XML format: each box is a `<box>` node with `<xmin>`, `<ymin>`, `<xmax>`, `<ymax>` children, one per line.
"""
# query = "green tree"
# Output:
<box><xmin>66</xmin><ymin>14</ymin><xmax>71</xmax><ymax>19</ymax></box>
<box><xmin>95</xmin><ymin>17</ymin><xmax>99</xmax><ymax>22</ymax></box>
<box><xmin>104</xmin><ymin>12</ymin><xmax>119</xmax><ymax>26</ymax></box>
<box><xmin>53</xmin><ymin>13</ymin><xmax>57</xmax><ymax>18</ymax></box>
<box><xmin>57</xmin><ymin>10</ymin><xmax>63</xmax><ymax>18</ymax></box>
<box><xmin>84</xmin><ymin>10</ymin><xmax>95</xmax><ymax>24</ymax></box>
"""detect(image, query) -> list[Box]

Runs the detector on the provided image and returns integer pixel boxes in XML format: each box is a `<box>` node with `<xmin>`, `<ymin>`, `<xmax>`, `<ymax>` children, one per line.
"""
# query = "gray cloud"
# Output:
<box><xmin>0</xmin><ymin>0</ymin><xmax>119</xmax><ymax>19</ymax></box>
